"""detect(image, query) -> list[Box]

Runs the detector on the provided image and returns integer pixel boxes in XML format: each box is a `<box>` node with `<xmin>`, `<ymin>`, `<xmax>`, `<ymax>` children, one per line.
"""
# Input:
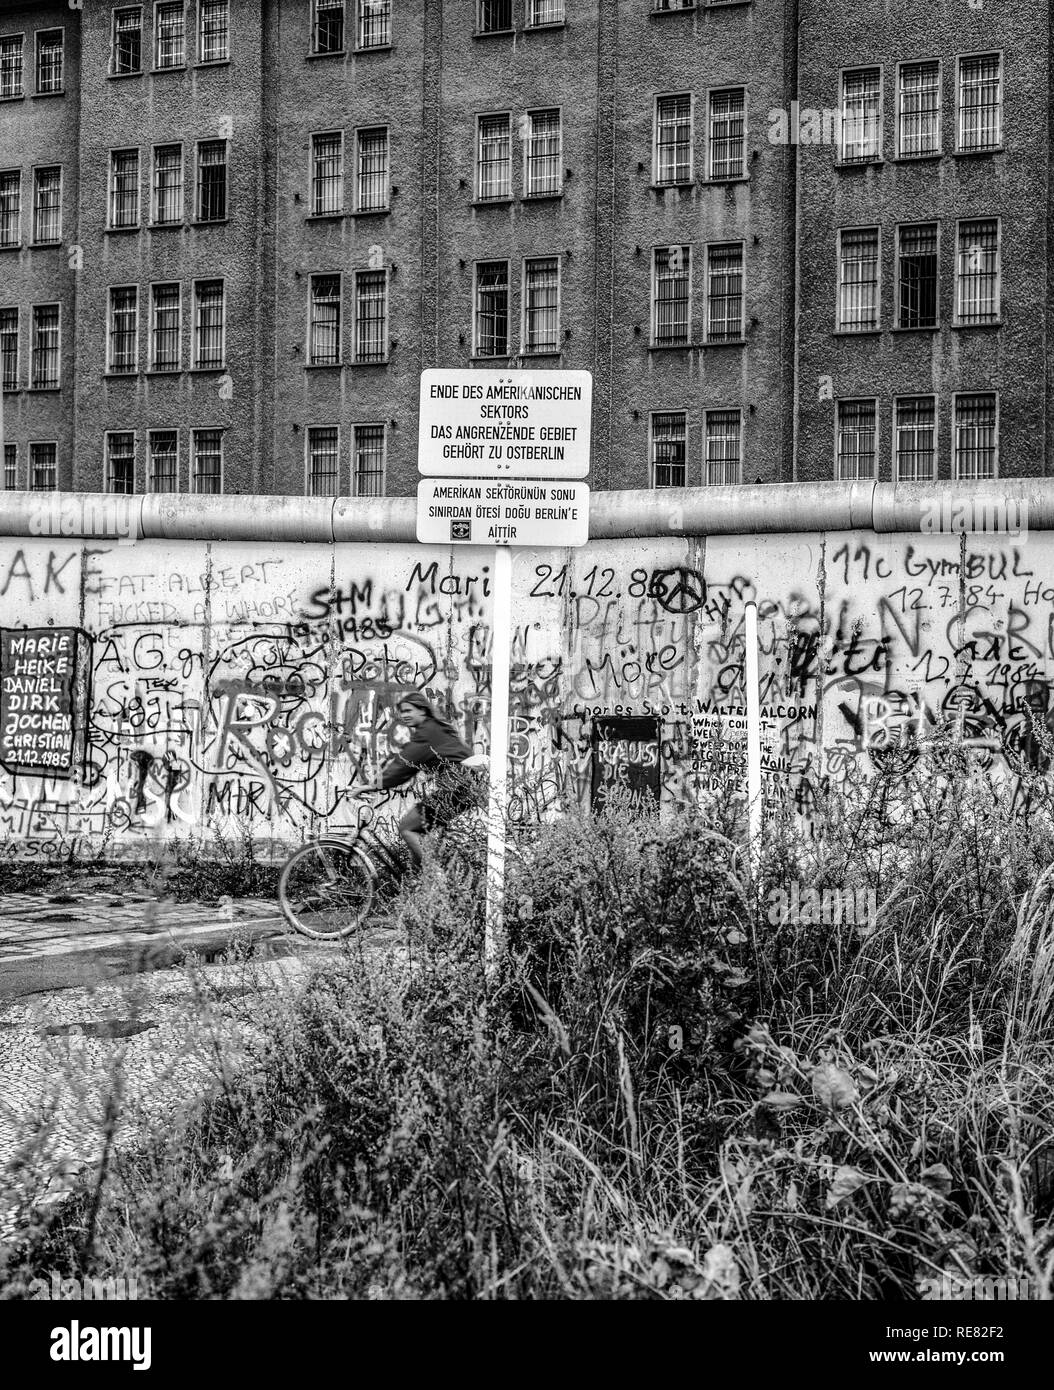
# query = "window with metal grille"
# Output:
<box><xmin>841</xmin><ymin>68</ymin><xmax>881</xmax><ymax>163</ymax></box>
<box><xmin>358</xmin><ymin>0</ymin><xmax>391</xmax><ymax>48</ymax></box>
<box><xmin>706</xmin><ymin>242</ymin><xmax>744</xmax><ymax>342</ymax></box>
<box><xmin>525</xmin><ymin>110</ymin><xmax>561</xmax><ymax>195</ymax></box>
<box><xmin>836</xmin><ymin>400</ymin><xmax>877</xmax><ymax>480</ymax></box>
<box><xmin>354</xmin><ymin>423</ymin><xmax>386</xmax><ymax>495</ymax></box>
<box><xmin>356</xmin><ymin>128</ymin><xmax>389</xmax><ymax>211</ymax></box>
<box><xmin>36</xmin><ymin>30</ymin><xmax>63</xmax><ymax>93</ymax></box>
<box><xmin>653</xmin><ymin>1</ymin><xmax>694</xmax><ymax>10</ymax></box>
<box><xmin>109</xmin><ymin>150</ymin><xmax>140</xmax><ymax>228</ymax></box>
<box><xmin>354</xmin><ymin>269</ymin><xmax>387</xmax><ymax>361</ymax></box>
<box><xmin>837</xmin><ymin>228</ymin><xmax>880</xmax><ymax>331</ymax></box>
<box><xmin>0</xmin><ymin>171</ymin><xmax>19</xmax><ymax>247</ymax></box>
<box><xmin>898</xmin><ymin>60</ymin><xmax>940</xmax><ymax>157</ymax></box>
<box><xmin>152</xmin><ymin>145</ymin><xmax>183</xmax><ymax>223</ymax></box>
<box><xmin>894</xmin><ymin>397</ymin><xmax>936</xmax><ymax>481</ymax></box>
<box><xmin>1</xmin><ymin>308</ymin><xmax>17</xmax><ymax>390</ymax></box>
<box><xmin>312</xmin><ymin>132</ymin><xmax>344</xmax><ymax>214</ymax></box>
<box><xmin>31</xmin><ymin>305</ymin><xmax>60</xmax><ymax>388</ymax></box>
<box><xmin>196</xmin><ymin>140</ymin><xmax>227</xmax><ymax>220</ymax></box>
<box><xmin>193</xmin><ymin>280</ymin><xmax>225</xmax><ymax>367</ymax></box>
<box><xmin>0</xmin><ymin>35</ymin><xmax>24</xmax><ymax>97</ymax></box>
<box><xmin>149</xmin><ymin>430</ymin><xmax>178</xmax><ymax>490</ymax></box>
<box><xmin>106</xmin><ymin>432</ymin><xmax>136</xmax><ymax>493</ymax></box>
<box><xmin>651</xmin><ymin>412</ymin><xmax>686</xmax><ymax>488</ymax></box>
<box><xmin>108</xmin><ymin>287</ymin><xmax>139</xmax><ymax>374</ymax></box>
<box><xmin>150</xmin><ymin>283</ymin><xmax>180</xmax><ymax>370</ymax></box>
<box><xmin>652</xmin><ymin>246</ymin><xmax>691</xmax><ymax>346</ymax></box>
<box><xmin>708</xmin><ymin>88</ymin><xmax>745</xmax><ymax>180</ymax></box>
<box><xmin>528</xmin><ymin>0</ymin><xmax>564</xmax><ymax>23</ymax></box>
<box><xmin>897</xmin><ymin>222</ymin><xmax>938</xmax><ymax>328</ymax></box>
<box><xmin>199</xmin><ymin>0</ymin><xmax>229</xmax><ymax>62</ymax></box>
<box><xmin>112</xmin><ymin>7</ymin><xmax>142</xmax><ymax>74</ymax></box>
<box><xmin>958</xmin><ymin>54</ymin><xmax>1001</xmax><ymax>152</ymax></box>
<box><xmin>307</xmin><ymin>426</ymin><xmax>340</xmax><ymax>496</ymax></box>
<box><xmin>478</xmin><ymin>1</ymin><xmax>513</xmax><ymax>32</ymax></box>
<box><xmin>523</xmin><ymin>257</ymin><xmax>559</xmax><ymax>353</ymax></box>
<box><xmin>655</xmin><ymin>95</ymin><xmax>692</xmax><ymax>185</ymax></box>
<box><xmin>314</xmin><ymin>0</ymin><xmax>345</xmax><ymax>53</ymax></box>
<box><xmin>474</xmin><ymin>261</ymin><xmax>509</xmax><ymax>357</ymax></box>
<box><xmin>155</xmin><ymin>3</ymin><xmax>185</xmax><ymax>68</ymax></box>
<box><xmin>192</xmin><ymin>429</ymin><xmax>223</xmax><ymax>492</ymax></box>
<box><xmin>954</xmin><ymin>393</ymin><xmax>997</xmax><ymax>479</ymax></box>
<box><xmin>956</xmin><ymin>218</ymin><xmax>999</xmax><ymax>324</ymax></box>
<box><xmin>309</xmin><ymin>275</ymin><xmax>342</xmax><ymax>364</ymax></box>
<box><xmin>30</xmin><ymin>442</ymin><xmax>57</xmax><ymax>491</ymax></box>
<box><xmin>3</xmin><ymin>444</ymin><xmax>16</xmax><ymax>490</ymax></box>
<box><xmin>32</xmin><ymin>167</ymin><xmax>61</xmax><ymax>244</ymax></box>
<box><xmin>477</xmin><ymin>115</ymin><xmax>511</xmax><ymax>200</ymax></box>
<box><xmin>705</xmin><ymin>410</ymin><xmax>742</xmax><ymax>485</ymax></box>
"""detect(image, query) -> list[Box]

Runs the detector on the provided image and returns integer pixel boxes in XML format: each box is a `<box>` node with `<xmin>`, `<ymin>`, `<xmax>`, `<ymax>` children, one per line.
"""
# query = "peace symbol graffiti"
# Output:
<box><xmin>650</xmin><ymin>566</ymin><xmax>707</xmax><ymax>614</ymax></box>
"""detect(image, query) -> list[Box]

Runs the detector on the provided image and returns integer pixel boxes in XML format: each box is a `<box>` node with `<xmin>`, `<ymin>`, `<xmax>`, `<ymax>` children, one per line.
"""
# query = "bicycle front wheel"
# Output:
<box><xmin>279</xmin><ymin>839</ymin><xmax>376</xmax><ymax>940</ymax></box>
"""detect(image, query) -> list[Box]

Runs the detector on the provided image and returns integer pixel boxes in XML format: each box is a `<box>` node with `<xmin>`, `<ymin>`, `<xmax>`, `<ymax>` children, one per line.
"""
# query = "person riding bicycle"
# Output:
<box><xmin>347</xmin><ymin>691</ymin><xmax>478</xmax><ymax>869</ymax></box>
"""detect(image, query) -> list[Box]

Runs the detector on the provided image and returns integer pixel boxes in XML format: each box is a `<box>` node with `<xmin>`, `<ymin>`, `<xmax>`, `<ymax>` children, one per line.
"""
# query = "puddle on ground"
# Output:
<box><xmin>41</xmin><ymin>1019</ymin><xmax>159</xmax><ymax>1039</ymax></box>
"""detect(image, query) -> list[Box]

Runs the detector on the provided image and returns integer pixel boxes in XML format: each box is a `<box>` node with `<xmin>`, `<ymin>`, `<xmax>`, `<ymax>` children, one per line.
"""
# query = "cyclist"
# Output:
<box><xmin>347</xmin><ymin>691</ymin><xmax>478</xmax><ymax>869</ymax></box>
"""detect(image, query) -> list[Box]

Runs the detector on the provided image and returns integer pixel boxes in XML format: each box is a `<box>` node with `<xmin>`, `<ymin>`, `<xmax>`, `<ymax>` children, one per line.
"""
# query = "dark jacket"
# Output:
<box><xmin>379</xmin><ymin>716</ymin><xmax>472</xmax><ymax>791</ymax></box>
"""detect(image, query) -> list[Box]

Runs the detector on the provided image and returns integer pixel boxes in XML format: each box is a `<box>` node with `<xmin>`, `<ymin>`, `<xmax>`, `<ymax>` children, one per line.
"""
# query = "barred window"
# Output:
<box><xmin>837</xmin><ymin>228</ymin><xmax>880</xmax><ymax>332</ymax></box>
<box><xmin>898</xmin><ymin>60</ymin><xmax>941</xmax><ymax>157</ymax></box>
<box><xmin>30</xmin><ymin>442</ymin><xmax>57</xmax><ymax>491</ymax></box>
<box><xmin>3</xmin><ymin>443</ymin><xmax>16</xmax><ymax>490</ymax></box>
<box><xmin>353</xmin><ymin>423</ymin><xmax>386</xmax><ymax>496</ymax></box>
<box><xmin>314</xmin><ymin>0</ymin><xmax>345</xmax><ymax>54</ymax></box>
<box><xmin>196</xmin><ymin>140</ymin><xmax>227</xmax><ymax>221</ymax></box>
<box><xmin>31</xmin><ymin>305</ymin><xmax>60</xmax><ymax>388</ymax></box>
<box><xmin>956</xmin><ymin>218</ymin><xmax>999</xmax><ymax>324</ymax></box>
<box><xmin>958</xmin><ymin>54</ymin><xmax>1001</xmax><ymax>152</ymax></box>
<box><xmin>474</xmin><ymin>261</ymin><xmax>509</xmax><ymax>357</ymax></box>
<box><xmin>651</xmin><ymin>412</ymin><xmax>686</xmax><ymax>489</ymax></box>
<box><xmin>106</xmin><ymin>432</ymin><xmax>136</xmax><ymax>494</ymax></box>
<box><xmin>358</xmin><ymin>0</ymin><xmax>391</xmax><ymax>48</ymax></box>
<box><xmin>705</xmin><ymin>410</ymin><xmax>742</xmax><ymax>485</ymax></box>
<box><xmin>0</xmin><ymin>170</ymin><xmax>20</xmax><ymax>247</ymax></box>
<box><xmin>32</xmin><ymin>167</ymin><xmax>61</xmax><ymax>244</ymax></box>
<box><xmin>193</xmin><ymin>280</ymin><xmax>225</xmax><ymax>368</ymax></box>
<box><xmin>112</xmin><ymin>7</ymin><xmax>143</xmax><ymax>74</ymax></box>
<box><xmin>307</xmin><ymin>427</ymin><xmax>340</xmax><ymax>496</ymax></box>
<box><xmin>841</xmin><ymin>67</ymin><xmax>881</xmax><ymax>164</ymax></box>
<box><xmin>109</xmin><ymin>149</ymin><xmax>140</xmax><ymax>228</ymax></box>
<box><xmin>0</xmin><ymin>35</ymin><xmax>24</xmax><ymax>98</ymax></box>
<box><xmin>478</xmin><ymin>1</ymin><xmax>513</xmax><ymax>32</ymax></box>
<box><xmin>155</xmin><ymin>3</ymin><xmax>185</xmax><ymax>68</ymax></box>
<box><xmin>897</xmin><ymin>222</ymin><xmax>938</xmax><ymax>329</ymax></box>
<box><xmin>356</xmin><ymin>127</ymin><xmax>389</xmax><ymax>212</ymax></box>
<box><xmin>354</xmin><ymin>269</ymin><xmax>387</xmax><ymax>362</ymax></box>
<box><xmin>655</xmin><ymin>94</ymin><xmax>692</xmax><ymax>185</ymax></box>
<box><xmin>523</xmin><ymin>257</ymin><xmax>560</xmax><ymax>354</ymax></box>
<box><xmin>477</xmin><ymin>115</ymin><xmax>511</xmax><ymax>201</ymax></box>
<box><xmin>525</xmin><ymin>110</ymin><xmax>561</xmax><ymax>196</ymax></box>
<box><xmin>708</xmin><ymin>88</ymin><xmax>746</xmax><ymax>180</ymax></box>
<box><xmin>528</xmin><ymin>0</ymin><xmax>565</xmax><ymax>23</ymax></box>
<box><xmin>150</xmin><ymin>283</ymin><xmax>181</xmax><ymax>370</ymax></box>
<box><xmin>309</xmin><ymin>274</ymin><xmax>342</xmax><ymax>364</ymax></box>
<box><xmin>652</xmin><ymin>245</ymin><xmax>691</xmax><ymax>346</ymax></box>
<box><xmin>836</xmin><ymin>399</ymin><xmax>877</xmax><ymax>481</ymax></box>
<box><xmin>149</xmin><ymin>430</ymin><xmax>179</xmax><ymax>491</ymax></box>
<box><xmin>36</xmin><ymin>30</ymin><xmax>64</xmax><ymax>93</ymax></box>
<box><xmin>192</xmin><ymin>429</ymin><xmax>223</xmax><ymax>493</ymax></box>
<box><xmin>894</xmin><ymin>397</ymin><xmax>936</xmax><ymax>482</ymax></box>
<box><xmin>108</xmin><ymin>287</ymin><xmax>139</xmax><ymax>374</ymax></box>
<box><xmin>199</xmin><ymin>0</ymin><xmax>229</xmax><ymax>62</ymax></box>
<box><xmin>653</xmin><ymin>1</ymin><xmax>695</xmax><ymax>10</ymax></box>
<box><xmin>312</xmin><ymin>132</ymin><xmax>344</xmax><ymax>214</ymax></box>
<box><xmin>954</xmin><ymin>393</ymin><xmax>997</xmax><ymax>479</ymax></box>
<box><xmin>152</xmin><ymin>145</ymin><xmax>183</xmax><ymax>224</ymax></box>
<box><xmin>1</xmin><ymin>308</ymin><xmax>18</xmax><ymax>390</ymax></box>
<box><xmin>706</xmin><ymin>242</ymin><xmax>744</xmax><ymax>342</ymax></box>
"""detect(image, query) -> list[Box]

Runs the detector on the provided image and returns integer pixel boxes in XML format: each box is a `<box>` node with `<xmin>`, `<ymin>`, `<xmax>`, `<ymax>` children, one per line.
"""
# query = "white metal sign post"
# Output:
<box><xmin>744</xmin><ymin>600</ymin><xmax>763</xmax><ymax>879</ymax></box>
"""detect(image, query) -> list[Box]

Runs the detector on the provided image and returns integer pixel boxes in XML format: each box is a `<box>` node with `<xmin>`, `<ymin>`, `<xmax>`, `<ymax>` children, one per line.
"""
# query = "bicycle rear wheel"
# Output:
<box><xmin>279</xmin><ymin>838</ymin><xmax>376</xmax><ymax>939</ymax></box>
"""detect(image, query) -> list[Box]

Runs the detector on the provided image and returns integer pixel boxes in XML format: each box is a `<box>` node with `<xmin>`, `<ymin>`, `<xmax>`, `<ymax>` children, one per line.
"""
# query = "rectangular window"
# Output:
<box><xmin>0</xmin><ymin>35</ymin><xmax>24</xmax><ymax>98</ymax></box>
<box><xmin>956</xmin><ymin>218</ymin><xmax>999</xmax><ymax>324</ymax></box>
<box><xmin>474</xmin><ymin>260</ymin><xmax>509</xmax><ymax>357</ymax></box>
<box><xmin>651</xmin><ymin>412</ymin><xmax>687</xmax><ymax>488</ymax></box>
<box><xmin>837</xmin><ymin>227</ymin><xmax>880</xmax><ymax>331</ymax></box>
<box><xmin>1</xmin><ymin>308</ymin><xmax>18</xmax><ymax>390</ymax></box>
<box><xmin>897</xmin><ymin>222</ymin><xmax>939</xmax><ymax>329</ymax></box>
<box><xmin>152</xmin><ymin>145</ymin><xmax>183</xmax><ymax>224</ymax></box>
<box><xmin>0</xmin><ymin>170</ymin><xmax>20</xmax><ymax>246</ymax></box>
<box><xmin>841</xmin><ymin>67</ymin><xmax>881</xmax><ymax>164</ymax></box>
<box><xmin>353</xmin><ymin>423</ymin><xmax>386</xmax><ymax>495</ymax></box>
<box><xmin>193</xmin><ymin>280</ymin><xmax>225</xmax><ymax>368</ymax></box>
<box><xmin>199</xmin><ymin>0</ymin><xmax>229</xmax><ymax>62</ymax></box>
<box><xmin>477</xmin><ymin>114</ymin><xmax>512</xmax><ymax>201</ymax></box>
<box><xmin>309</xmin><ymin>274</ymin><xmax>342</xmax><ymax>364</ymax></box>
<box><xmin>954</xmin><ymin>393</ymin><xmax>997</xmax><ymax>479</ymax></box>
<box><xmin>154</xmin><ymin>3</ymin><xmax>185</xmax><ymax>68</ymax></box>
<box><xmin>958</xmin><ymin>53</ymin><xmax>1001</xmax><ymax>152</ymax></box>
<box><xmin>523</xmin><ymin>256</ymin><xmax>560</xmax><ymax>354</ymax></box>
<box><xmin>898</xmin><ymin>60</ymin><xmax>941</xmax><ymax>157</ymax></box>
<box><xmin>708</xmin><ymin>88</ymin><xmax>746</xmax><ymax>180</ymax></box>
<box><xmin>706</xmin><ymin>242</ymin><xmax>744</xmax><ymax>342</ymax></box>
<box><xmin>31</xmin><ymin>305</ymin><xmax>60</xmax><ymax>388</ymax></box>
<box><xmin>525</xmin><ymin>109</ymin><xmax>561</xmax><ymax>196</ymax></box>
<box><xmin>655</xmin><ymin>94</ymin><xmax>692</xmax><ymax>185</ymax></box>
<box><xmin>196</xmin><ymin>139</ymin><xmax>227</xmax><ymax>221</ymax></box>
<box><xmin>894</xmin><ymin>397</ymin><xmax>936</xmax><ymax>481</ymax></box>
<box><xmin>478</xmin><ymin>1</ymin><xmax>513</xmax><ymax>32</ymax></box>
<box><xmin>191</xmin><ymin>429</ymin><xmax>223</xmax><ymax>493</ymax></box>
<box><xmin>307</xmin><ymin>426</ymin><xmax>340</xmax><ymax>496</ymax></box>
<box><xmin>356</xmin><ymin>127</ymin><xmax>389</xmax><ymax>212</ymax></box>
<box><xmin>150</xmin><ymin>283</ymin><xmax>181</xmax><ymax>370</ymax></box>
<box><xmin>108</xmin><ymin>286</ymin><xmax>139</xmax><ymax>374</ymax></box>
<box><xmin>29</xmin><ymin>442</ymin><xmax>57</xmax><ymax>491</ymax></box>
<box><xmin>836</xmin><ymin>399</ymin><xmax>877</xmax><ymax>480</ymax></box>
<box><xmin>109</xmin><ymin>149</ymin><xmax>140</xmax><ymax>228</ymax></box>
<box><xmin>528</xmin><ymin>0</ymin><xmax>565</xmax><ymax>23</ymax></box>
<box><xmin>354</xmin><ymin>269</ymin><xmax>388</xmax><ymax>362</ymax></box>
<box><xmin>3</xmin><ymin>444</ymin><xmax>16</xmax><ymax>490</ymax></box>
<box><xmin>112</xmin><ymin>7</ymin><xmax>143</xmax><ymax>75</ymax></box>
<box><xmin>149</xmin><ymin>430</ymin><xmax>178</xmax><ymax>490</ymax></box>
<box><xmin>704</xmin><ymin>410</ymin><xmax>742</xmax><ymax>486</ymax></box>
<box><xmin>652</xmin><ymin>245</ymin><xmax>691</xmax><ymax>346</ymax></box>
<box><xmin>36</xmin><ymin>30</ymin><xmax>64</xmax><ymax>93</ymax></box>
<box><xmin>357</xmin><ymin>0</ymin><xmax>391</xmax><ymax>48</ymax></box>
<box><xmin>32</xmin><ymin>167</ymin><xmax>61</xmax><ymax>244</ymax></box>
<box><xmin>312</xmin><ymin>132</ymin><xmax>344</xmax><ymax>214</ymax></box>
<box><xmin>314</xmin><ymin>0</ymin><xmax>345</xmax><ymax>54</ymax></box>
<box><xmin>106</xmin><ymin>431</ymin><xmax>136</xmax><ymax>494</ymax></box>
